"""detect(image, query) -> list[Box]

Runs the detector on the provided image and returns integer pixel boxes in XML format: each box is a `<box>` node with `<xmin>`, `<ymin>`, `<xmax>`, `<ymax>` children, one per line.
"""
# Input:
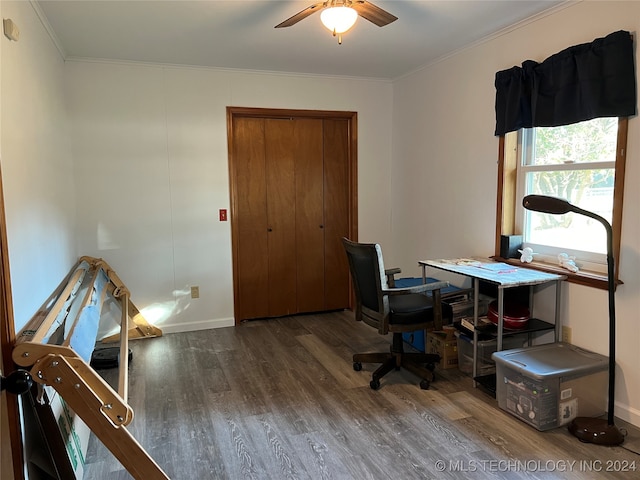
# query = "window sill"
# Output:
<box><xmin>492</xmin><ymin>256</ymin><xmax>622</xmax><ymax>291</ymax></box>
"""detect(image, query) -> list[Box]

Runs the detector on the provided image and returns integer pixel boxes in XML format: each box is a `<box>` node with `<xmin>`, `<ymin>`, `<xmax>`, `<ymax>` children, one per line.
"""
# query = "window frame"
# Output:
<box><xmin>494</xmin><ymin>118</ymin><xmax>628</xmax><ymax>290</ymax></box>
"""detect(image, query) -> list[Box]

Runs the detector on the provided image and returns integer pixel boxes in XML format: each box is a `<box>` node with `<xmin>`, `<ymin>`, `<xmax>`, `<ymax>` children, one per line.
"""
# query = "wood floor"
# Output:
<box><xmin>83</xmin><ymin>311</ymin><xmax>640</xmax><ymax>479</ymax></box>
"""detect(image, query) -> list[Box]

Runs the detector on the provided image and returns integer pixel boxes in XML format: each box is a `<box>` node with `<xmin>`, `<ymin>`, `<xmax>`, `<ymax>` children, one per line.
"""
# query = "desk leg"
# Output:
<box><xmin>527</xmin><ymin>286</ymin><xmax>535</xmax><ymax>346</ymax></box>
<box><xmin>472</xmin><ymin>278</ymin><xmax>479</xmax><ymax>387</ymax></box>
<box><xmin>555</xmin><ymin>279</ymin><xmax>562</xmax><ymax>342</ymax></box>
<box><xmin>497</xmin><ymin>288</ymin><xmax>504</xmax><ymax>351</ymax></box>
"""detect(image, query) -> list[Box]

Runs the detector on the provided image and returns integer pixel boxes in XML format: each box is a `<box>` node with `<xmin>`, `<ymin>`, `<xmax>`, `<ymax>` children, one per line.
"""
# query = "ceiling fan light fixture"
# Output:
<box><xmin>320</xmin><ymin>6</ymin><xmax>358</xmax><ymax>34</ymax></box>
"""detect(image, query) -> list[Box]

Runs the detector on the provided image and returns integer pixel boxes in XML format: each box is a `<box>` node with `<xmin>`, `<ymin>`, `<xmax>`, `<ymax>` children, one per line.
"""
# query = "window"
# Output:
<box><xmin>496</xmin><ymin>118</ymin><xmax>628</xmax><ymax>289</ymax></box>
<box><xmin>518</xmin><ymin>117</ymin><xmax>617</xmax><ymax>268</ymax></box>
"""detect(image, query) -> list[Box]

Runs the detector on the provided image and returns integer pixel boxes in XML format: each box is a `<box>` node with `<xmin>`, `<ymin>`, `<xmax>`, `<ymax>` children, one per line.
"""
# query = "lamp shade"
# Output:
<box><xmin>522</xmin><ymin>195</ymin><xmax>573</xmax><ymax>215</ymax></box>
<box><xmin>320</xmin><ymin>6</ymin><xmax>358</xmax><ymax>34</ymax></box>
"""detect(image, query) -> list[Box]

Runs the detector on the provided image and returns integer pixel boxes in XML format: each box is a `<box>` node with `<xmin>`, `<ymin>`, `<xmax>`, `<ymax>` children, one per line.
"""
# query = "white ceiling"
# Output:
<box><xmin>35</xmin><ymin>0</ymin><xmax>566</xmax><ymax>79</ymax></box>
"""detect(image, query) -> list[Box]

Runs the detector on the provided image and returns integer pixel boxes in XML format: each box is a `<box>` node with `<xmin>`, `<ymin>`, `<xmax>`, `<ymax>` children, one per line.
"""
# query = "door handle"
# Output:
<box><xmin>1</xmin><ymin>370</ymin><xmax>33</xmax><ymax>396</ymax></box>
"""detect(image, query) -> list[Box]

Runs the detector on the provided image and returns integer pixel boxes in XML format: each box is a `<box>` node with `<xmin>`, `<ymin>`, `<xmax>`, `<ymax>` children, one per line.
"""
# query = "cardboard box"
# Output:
<box><xmin>493</xmin><ymin>343</ymin><xmax>608</xmax><ymax>431</ymax></box>
<box><xmin>426</xmin><ymin>328</ymin><xmax>458</xmax><ymax>369</ymax></box>
<box><xmin>24</xmin><ymin>385</ymin><xmax>91</xmax><ymax>479</ymax></box>
<box><xmin>49</xmin><ymin>387</ymin><xmax>91</xmax><ymax>478</ymax></box>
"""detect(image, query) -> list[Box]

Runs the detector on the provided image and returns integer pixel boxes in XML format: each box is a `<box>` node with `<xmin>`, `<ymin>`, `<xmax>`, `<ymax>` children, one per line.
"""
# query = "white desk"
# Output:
<box><xmin>419</xmin><ymin>259</ymin><xmax>566</xmax><ymax>387</ymax></box>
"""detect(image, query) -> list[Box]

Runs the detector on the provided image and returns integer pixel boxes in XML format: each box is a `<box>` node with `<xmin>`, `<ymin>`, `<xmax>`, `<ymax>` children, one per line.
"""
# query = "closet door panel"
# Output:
<box><xmin>233</xmin><ymin>117</ymin><xmax>269</xmax><ymax>320</ymax></box>
<box><xmin>323</xmin><ymin>119</ymin><xmax>350</xmax><ymax>310</ymax></box>
<box><xmin>229</xmin><ymin>107</ymin><xmax>355</xmax><ymax>324</ymax></box>
<box><xmin>265</xmin><ymin>119</ymin><xmax>297</xmax><ymax>317</ymax></box>
<box><xmin>294</xmin><ymin>119</ymin><xmax>325</xmax><ymax>313</ymax></box>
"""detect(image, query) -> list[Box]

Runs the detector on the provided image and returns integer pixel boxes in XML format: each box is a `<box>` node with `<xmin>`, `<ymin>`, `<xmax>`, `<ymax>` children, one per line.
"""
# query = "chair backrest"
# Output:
<box><xmin>342</xmin><ymin>238</ymin><xmax>388</xmax><ymax>326</ymax></box>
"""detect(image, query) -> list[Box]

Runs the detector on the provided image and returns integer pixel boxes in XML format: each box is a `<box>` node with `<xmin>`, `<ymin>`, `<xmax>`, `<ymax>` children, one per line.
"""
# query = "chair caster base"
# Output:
<box><xmin>370</xmin><ymin>379</ymin><xmax>381</xmax><ymax>390</ymax></box>
<box><xmin>353</xmin><ymin>362</ymin><xmax>362</xmax><ymax>371</ymax></box>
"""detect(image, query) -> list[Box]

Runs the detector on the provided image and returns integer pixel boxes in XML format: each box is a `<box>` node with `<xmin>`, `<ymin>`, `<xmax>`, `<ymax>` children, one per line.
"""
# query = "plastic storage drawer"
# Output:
<box><xmin>455</xmin><ymin>331</ymin><xmax>527</xmax><ymax>376</ymax></box>
<box><xmin>492</xmin><ymin>343</ymin><xmax>608</xmax><ymax>431</ymax></box>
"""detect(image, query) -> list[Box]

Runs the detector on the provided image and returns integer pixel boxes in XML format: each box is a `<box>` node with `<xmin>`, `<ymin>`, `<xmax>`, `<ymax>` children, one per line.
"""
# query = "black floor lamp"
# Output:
<box><xmin>522</xmin><ymin>194</ymin><xmax>624</xmax><ymax>446</ymax></box>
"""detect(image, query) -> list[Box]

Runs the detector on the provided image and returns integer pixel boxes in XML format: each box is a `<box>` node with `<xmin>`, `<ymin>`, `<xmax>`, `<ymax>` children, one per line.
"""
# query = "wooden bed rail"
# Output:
<box><xmin>13</xmin><ymin>257</ymin><xmax>169</xmax><ymax>479</ymax></box>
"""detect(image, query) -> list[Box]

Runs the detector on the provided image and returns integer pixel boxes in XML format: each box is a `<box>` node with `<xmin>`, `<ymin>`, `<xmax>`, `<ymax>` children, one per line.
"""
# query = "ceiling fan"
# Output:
<box><xmin>275</xmin><ymin>0</ymin><xmax>398</xmax><ymax>44</ymax></box>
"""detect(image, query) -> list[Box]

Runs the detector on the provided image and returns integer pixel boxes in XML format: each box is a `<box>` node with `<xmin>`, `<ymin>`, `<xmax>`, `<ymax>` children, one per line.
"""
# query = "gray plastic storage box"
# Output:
<box><xmin>492</xmin><ymin>343</ymin><xmax>608</xmax><ymax>431</ymax></box>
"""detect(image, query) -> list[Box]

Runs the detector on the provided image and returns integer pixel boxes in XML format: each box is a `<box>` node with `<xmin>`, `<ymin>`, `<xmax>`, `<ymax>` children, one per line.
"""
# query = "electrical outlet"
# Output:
<box><xmin>190</xmin><ymin>286</ymin><xmax>200</xmax><ymax>299</ymax></box>
<box><xmin>562</xmin><ymin>326</ymin><xmax>572</xmax><ymax>344</ymax></box>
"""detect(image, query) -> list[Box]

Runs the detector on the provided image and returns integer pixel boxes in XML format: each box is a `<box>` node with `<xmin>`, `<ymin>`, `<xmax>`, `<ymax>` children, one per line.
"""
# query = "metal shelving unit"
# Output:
<box><xmin>420</xmin><ymin>259</ymin><xmax>566</xmax><ymax>393</ymax></box>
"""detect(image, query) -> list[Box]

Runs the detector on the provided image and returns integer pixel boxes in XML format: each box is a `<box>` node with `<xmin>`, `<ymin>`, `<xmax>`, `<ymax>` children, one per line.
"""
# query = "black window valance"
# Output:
<box><xmin>495</xmin><ymin>30</ymin><xmax>636</xmax><ymax>136</ymax></box>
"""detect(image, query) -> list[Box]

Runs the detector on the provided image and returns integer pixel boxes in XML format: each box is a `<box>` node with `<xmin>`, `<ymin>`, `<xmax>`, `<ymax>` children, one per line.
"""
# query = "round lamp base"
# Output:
<box><xmin>568</xmin><ymin>417</ymin><xmax>624</xmax><ymax>446</ymax></box>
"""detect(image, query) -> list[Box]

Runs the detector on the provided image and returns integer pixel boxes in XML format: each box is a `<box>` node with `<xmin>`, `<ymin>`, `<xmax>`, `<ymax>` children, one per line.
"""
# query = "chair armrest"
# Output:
<box><xmin>384</xmin><ymin>267</ymin><xmax>401</xmax><ymax>276</ymax></box>
<box><xmin>384</xmin><ymin>267</ymin><xmax>402</xmax><ymax>287</ymax></box>
<box><xmin>382</xmin><ymin>281</ymin><xmax>449</xmax><ymax>296</ymax></box>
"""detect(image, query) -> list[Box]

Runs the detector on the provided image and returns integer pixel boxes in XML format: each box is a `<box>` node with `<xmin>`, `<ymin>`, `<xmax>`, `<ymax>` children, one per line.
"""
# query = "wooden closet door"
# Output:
<box><xmin>294</xmin><ymin>119</ymin><xmax>325</xmax><ymax>313</ymax></box>
<box><xmin>233</xmin><ymin>117</ymin><xmax>269</xmax><ymax>320</ymax></box>
<box><xmin>229</xmin><ymin>107</ymin><xmax>356</xmax><ymax>324</ymax></box>
<box><xmin>264</xmin><ymin>119</ymin><xmax>297</xmax><ymax>317</ymax></box>
<box><xmin>323</xmin><ymin>119</ymin><xmax>350</xmax><ymax>310</ymax></box>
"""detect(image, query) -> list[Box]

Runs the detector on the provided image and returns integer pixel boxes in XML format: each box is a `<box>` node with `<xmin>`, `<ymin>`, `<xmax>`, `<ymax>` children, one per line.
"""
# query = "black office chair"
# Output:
<box><xmin>342</xmin><ymin>238</ymin><xmax>448</xmax><ymax>390</ymax></box>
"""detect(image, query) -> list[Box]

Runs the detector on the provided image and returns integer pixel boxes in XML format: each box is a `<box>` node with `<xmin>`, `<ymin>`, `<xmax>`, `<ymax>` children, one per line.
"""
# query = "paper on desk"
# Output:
<box><xmin>476</xmin><ymin>262</ymin><xmax>518</xmax><ymax>274</ymax></box>
<box><xmin>441</xmin><ymin>258</ymin><xmax>483</xmax><ymax>267</ymax></box>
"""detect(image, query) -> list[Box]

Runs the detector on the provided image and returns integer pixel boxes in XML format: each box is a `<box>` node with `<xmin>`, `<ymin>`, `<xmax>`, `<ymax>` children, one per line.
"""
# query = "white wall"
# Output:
<box><xmin>64</xmin><ymin>61</ymin><xmax>394</xmax><ymax>334</ymax></box>
<box><xmin>1</xmin><ymin>0</ymin><xmax>76</xmax><ymax>332</ymax></box>
<box><xmin>392</xmin><ymin>1</ymin><xmax>640</xmax><ymax>426</ymax></box>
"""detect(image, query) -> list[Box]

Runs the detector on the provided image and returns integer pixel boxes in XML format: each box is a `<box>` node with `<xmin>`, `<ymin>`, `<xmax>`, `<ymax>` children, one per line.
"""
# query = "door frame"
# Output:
<box><xmin>226</xmin><ymin>107</ymin><xmax>358</xmax><ymax>325</ymax></box>
<box><xmin>1</xmin><ymin>163</ymin><xmax>23</xmax><ymax>479</ymax></box>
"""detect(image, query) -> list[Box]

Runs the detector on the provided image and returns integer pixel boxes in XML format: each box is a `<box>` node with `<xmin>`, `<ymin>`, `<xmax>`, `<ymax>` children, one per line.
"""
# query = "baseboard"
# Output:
<box><xmin>160</xmin><ymin>317</ymin><xmax>235</xmax><ymax>334</ymax></box>
<box><xmin>615</xmin><ymin>401</ymin><xmax>640</xmax><ymax>428</ymax></box>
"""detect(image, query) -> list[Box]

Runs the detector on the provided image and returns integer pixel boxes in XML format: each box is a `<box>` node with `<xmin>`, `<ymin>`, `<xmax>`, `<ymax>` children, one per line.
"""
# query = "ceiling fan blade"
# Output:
<box><xmin>351</xmin><ymin>0</ymin><xmax>397</xmax><ymax>27</ymax></box>
<box><xmin>275</xmin><ymin>2</ymin><xmax>325</xmax><ymax>28</ymax></box>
